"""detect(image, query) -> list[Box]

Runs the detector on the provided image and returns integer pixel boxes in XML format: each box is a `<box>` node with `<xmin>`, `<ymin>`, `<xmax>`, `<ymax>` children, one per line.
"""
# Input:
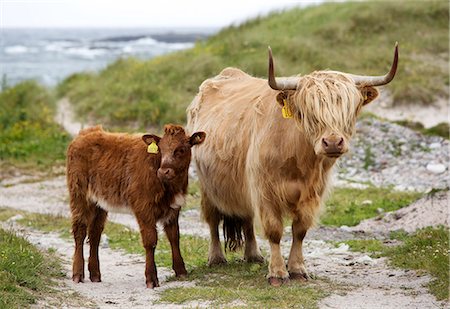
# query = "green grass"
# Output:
<box><xmin>386</xmin><ymin>227</ymin><xmax>449</xmax><ymax>300</ymax></box>
<box><xmin>341</xmin><ymin>226</ymin><xmax>449</xmax><ymax>301</ymax></box>
<box><xmin>322</xmin><ymin>187</ymin><xmax>422</xmax><ymax>226</ymax></box>
<box><xmin>0</xmin><ymin>227</ymin><xmax>65</xmax><ymax>308</ymax></box>
<box><xmin>394</xmin><ymin>120</ymin><xmax>449</xmax><ymax>139</ymax></box>
<box><xmin>0</xmin><ymin>81</ymin><xmax>71</xmax><ymax>168</ymax></box>
<box><xmin>58</xmin><ymin>1</ymin><xmax>449</xmax><ymax>129</ymax></box>
<box><xmin>159</xmin><ymin>259</ymin><xmax>330</xmax><ymax>308</ymax></box>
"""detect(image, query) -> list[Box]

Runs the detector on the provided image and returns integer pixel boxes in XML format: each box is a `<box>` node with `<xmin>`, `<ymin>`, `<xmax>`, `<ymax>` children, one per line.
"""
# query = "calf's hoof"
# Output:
<box><xmin>268</xmin><ymin>276</ymin><xmax>290</xmax><ymax>287</ymax></box>
<box><xmin>175</xmin><ymin>269</ymin><xmax>188</xmax><ymax>278</ymax></box>
<box><xmin>72</xmin><ymin>274</ymin><xmax>84</xmax><ymax>283</ymax></box>
<box><xmin>289</xmin><ymin>271</ymin><xmax>309</xmax><ymax>281</ymax></box>
<box><xmin>90</xmin><ymin>275</ymin><xmax>102</xmax><ymax>282</ymax></box>
<box><xmin>146</xmin><ymin>280</ymin><xmax>160</xmax><ymax>289</ymax></box>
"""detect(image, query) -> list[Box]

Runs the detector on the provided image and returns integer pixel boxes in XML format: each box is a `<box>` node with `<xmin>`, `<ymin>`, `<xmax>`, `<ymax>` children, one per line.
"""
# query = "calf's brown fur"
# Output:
<box><xmin>66</xmin><ymin>124</ymin><xmax>205</xmax><ymax>288</ymax></box>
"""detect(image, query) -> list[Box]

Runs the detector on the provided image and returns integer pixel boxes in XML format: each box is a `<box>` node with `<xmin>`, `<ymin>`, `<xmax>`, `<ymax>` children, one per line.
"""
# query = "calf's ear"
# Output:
<box><xmin>189</xmin><ymin>132</ymin><xmax>206</xmax><ymax>146</ymax></box>
<box><xmin>360</xmin><ymin>86</ymin><xmax>379</xmax><ymax>106</ymax></box>
<box><xmin>142</xmin><ymin>134</ymin><xmax>161</xmax><ymax>145</ymax></box>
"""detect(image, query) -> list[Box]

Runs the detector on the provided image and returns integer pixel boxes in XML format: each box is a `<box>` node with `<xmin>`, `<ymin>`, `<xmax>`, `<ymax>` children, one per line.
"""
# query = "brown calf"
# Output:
<box><xmin>66</xmin><ymin>124</ymin><xmax>206</xmax><ymax>288</ymax></box>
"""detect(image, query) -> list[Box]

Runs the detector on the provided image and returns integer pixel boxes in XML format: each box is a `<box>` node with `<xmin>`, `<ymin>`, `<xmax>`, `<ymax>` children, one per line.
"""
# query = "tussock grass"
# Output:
<box><xmin>59</xmin><ymin>1</ymin><xmax>449</xmax><ymax>130</ymax></box>
<box><xmin>0</xmin><ymin>227</ymin><xmax>65</xmax><ymax>308</ymax></box>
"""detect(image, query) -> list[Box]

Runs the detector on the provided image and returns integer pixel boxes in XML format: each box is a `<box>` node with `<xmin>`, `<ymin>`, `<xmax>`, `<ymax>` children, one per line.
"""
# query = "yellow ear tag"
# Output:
<box><xmin>281</xmin><ymin>99</ymin><xmax>293</xmax><ymax>119</ymax></box>
<box><xmin>147</xmin><ymin>142</ymin><xmax>158</xmax><ymax>154</ymax></box>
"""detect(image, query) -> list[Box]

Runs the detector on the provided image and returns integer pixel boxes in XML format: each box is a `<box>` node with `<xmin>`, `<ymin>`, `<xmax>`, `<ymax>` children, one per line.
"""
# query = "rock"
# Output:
<box><xmin>334</xmin><ymin>243</ymin><xmax>350</xmax><ymax>253</ymax></box>
<box><xmin>426</xmin><ymin>163</ymin><xmax>446</xmax><ymax>174</ymax></box>
<box><xmin>355</xmin><ymin>255</ymin><xmax>374</xmax><ymax>265</ymax></box>
<box><xmin>429</xmin><ymin>142</ymin><xmax>441</xmax><ymax>149</ymax></box>
<box><xmin>6</xmin><ymin>214</ymin><xmax>24</xmax><ymax>222</ymax></box>
<box><xmin>339</xmin><ymin>225</ymin><xmax>352</xmax><ymax>232</ymax></box>
<box><xmin>361</xmin><ymin>200</ymin><xmax>373</xmax><ymax>205</ymax></box>
<box><xmin>101</xmin><ymin>234</ymin><xmax>109</xmax><ymax>248</ymax></box>
<box><xmin>376</xmin><ymin>208</ymin><xmax>384</xmax><ymax>214</ymax></box>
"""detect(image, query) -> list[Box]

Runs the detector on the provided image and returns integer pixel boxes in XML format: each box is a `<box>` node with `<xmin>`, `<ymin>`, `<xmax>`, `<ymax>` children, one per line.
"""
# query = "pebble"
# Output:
<box><xmin>429</xmin><ymin>142</ymin><xmax>441</xmax><ymax>149</ymax></box>
<box><xmin>6</xmin><ymin>214</ymin><xmax>24</xmax><ymax>222</ymax></box>
<box><xmin>339</xmin><ymin>225</ymin><xmax>352</xmax><ymax>232</ymax></box>
<box><xmin>361</xmin><ymin>200</ymin><xmax>373</xmax><ymax>205</ymax></box>
<box><xmin>426</xmin><ymin>163</ymin><xmax>446</xmax><ymax>174</ymax></box>
<box><xmin>355</xmin><ymin>255</ymin><xmax>374</xmax><ymax>265</ymax></box>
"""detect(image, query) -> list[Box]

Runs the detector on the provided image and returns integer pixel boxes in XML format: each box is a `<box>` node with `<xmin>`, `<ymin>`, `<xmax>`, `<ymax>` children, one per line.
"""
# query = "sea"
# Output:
<box><xmin>1</xmin><ymin>28</ymin><xmax>216</xmax><ymax>87</ymax></box>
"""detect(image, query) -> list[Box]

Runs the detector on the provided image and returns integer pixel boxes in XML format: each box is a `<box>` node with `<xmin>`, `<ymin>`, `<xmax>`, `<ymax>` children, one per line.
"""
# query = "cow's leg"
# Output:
<box><xmin>260</xmin><ymin>205</ymin><xmax>288</xmax><ymax>286</ymax></box>
<box><xmin>201</xmin><ymin>193</ymin><xmax>226</xmax><ymax>265</ymax></box>
<box><xmin>287</xmin><ymin>218</ymin><xmax>309</xmax><ymax>280</ymax></box>
<box><xmin>136</xmin><ymin>215</ymin><xmax>159</xmax><ymax>288</ymax></box>
<box><xmin>164</xmin><ymin>210</ymin><xmax>187</xmax><ymax>277</ymax></box>
<box><xmin>288</xmin><ymin>198</ymin><xmax>318</xmax><ymax>280</ymax></box>
<box><xmin>70</xmin><ymin>195</ymin><xmax>92</xmax><ymax>283</ymax></box>
<box><xmin>243</xmin><ymin>218</ymin><xmax>264</xmax><ymax>263</ymax></box>
<box><xmin>87</xmin><ymin>205</ymin><xmax>107</xmax><ymax>282</ymax></box>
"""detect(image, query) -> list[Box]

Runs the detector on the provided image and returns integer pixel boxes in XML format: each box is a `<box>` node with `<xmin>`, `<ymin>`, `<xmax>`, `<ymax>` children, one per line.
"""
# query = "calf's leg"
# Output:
<box><xmin>136</xmin><ymin>215</ymin><xmax>159</xmax><ymax>288</ymax></box>
<box><xmin>87</xmin><ymin>206</ymin><xmax>107</xmax><ymax>282</ymax></box>
<box><xmin>70</xmin><ymin>195</ymin><xmax>92</xmax><ymax>283</ymax></box>
<box><xmin>164</xmin><ymin>211</ymin><xmax>187</xmax><ymax>277</ymax></box>
<box><xmin>201</xmin><ymin>193</ymin><xmax>226</xmax><ymax>265</ymax></box>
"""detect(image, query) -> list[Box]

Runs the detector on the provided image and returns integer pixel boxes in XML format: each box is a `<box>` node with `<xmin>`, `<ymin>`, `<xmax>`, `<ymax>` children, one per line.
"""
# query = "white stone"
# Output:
<box><xmin>356</xmin><ymin>255</ymin><xmax>374</xmax><ymax>265</ymax></box>
<box><xmin>101</xmin><ymin>234</ymin><xmax>109</xmax><ymax>248</ymax></box>
<box><xmin>426</xmin><ymin>163</ymin><xmax>446</xmax><ymax>174</ymax></box>
<box><xmin>339</xmin><ymin>225</ymin><xmax>352</xmax><ymax>232</ymax></box>
<box><xmin>6</xmin><ymin>214</ymin><xmax>24</xmax><ymax>222</ymax></box>
<box><xmin>361</xmin><ymin>200</ymin><xmax>373</xmax><ymax>205</ymax></box>
<box><xmin>429</xmin><ymin>142</ymin><xmax>441</xmax><ymax>149</ymax></box>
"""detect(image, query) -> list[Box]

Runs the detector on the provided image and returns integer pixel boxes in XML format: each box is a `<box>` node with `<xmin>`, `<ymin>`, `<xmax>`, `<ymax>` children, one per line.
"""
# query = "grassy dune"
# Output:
<box><xmin>58</xmin><ymin>1</ymin><xmax>449</xmax><ymax>129</ymax></box>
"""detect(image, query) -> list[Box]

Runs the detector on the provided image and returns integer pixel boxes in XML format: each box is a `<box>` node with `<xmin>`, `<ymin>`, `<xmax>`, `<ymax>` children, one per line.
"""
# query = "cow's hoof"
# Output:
<box><xmin>90</xmin><ymin>275</ymin><xmax>101</xmax><ymax>282</ymax></box>
<box><xmin>245</xmin><ymin>254</ymin><xmax>264</xmax><ymax>264</ymax></box>
<box><xmin>146</xmin><ymin>281</ymin><xmax>160</xmax><ymax>289</ymax></box>
<box><xmin>268</xmin><ymin>276</ymin><xmax>290</xmax><ymax>287</ymax></box>
<box><xmin>207</xmin><ymin>256</ymin><xmax>227</xmax><ymax>266</ymax></box>
<box><xmin>289</xmin><ymin>271</ymin><xmax>309</xmax><ymax>281</ymax></box>
<box><xmin>72</xmin><ymin>274</ymin><xmax>84</xmax><ymax>283</ymax></box>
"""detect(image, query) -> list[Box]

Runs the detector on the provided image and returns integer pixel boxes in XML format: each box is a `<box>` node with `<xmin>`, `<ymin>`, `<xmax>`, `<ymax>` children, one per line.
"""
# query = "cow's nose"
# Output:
<box><xmin>322</xmin><ymin>137</ymin><xmax>344</xmax><ymax>155</ymax></box>
<box><xmin>157</xmin><ymin>167</ymin><xmax>175</xmax><ymax>180</ymax></box>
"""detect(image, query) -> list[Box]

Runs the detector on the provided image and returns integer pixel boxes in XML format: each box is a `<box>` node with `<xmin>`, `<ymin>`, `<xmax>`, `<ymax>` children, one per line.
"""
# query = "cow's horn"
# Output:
<box><xmin>349</xmin><ymin>42</ymin><xmax>399</xmax><ymax>87</ymax></box>
<box><xmin>268</xmin><ymin>46</ymin><xmax>300</xmax><ymax>91</ymax></box>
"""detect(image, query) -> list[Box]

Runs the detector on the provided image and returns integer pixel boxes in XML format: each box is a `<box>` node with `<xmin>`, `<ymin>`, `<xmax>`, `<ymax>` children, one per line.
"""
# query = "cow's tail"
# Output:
<box><xmin>223</xmin><ymin>215</ymin><xmax>244</xmax><ymax>252</ymax></box>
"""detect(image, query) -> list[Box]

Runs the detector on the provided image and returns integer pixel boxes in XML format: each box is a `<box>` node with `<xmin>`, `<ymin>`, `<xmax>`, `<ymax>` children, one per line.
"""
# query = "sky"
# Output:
<box><xmin>1</xmin><ymin>0</ymin><xmax>326</xmax><ymax>28</ymax></box>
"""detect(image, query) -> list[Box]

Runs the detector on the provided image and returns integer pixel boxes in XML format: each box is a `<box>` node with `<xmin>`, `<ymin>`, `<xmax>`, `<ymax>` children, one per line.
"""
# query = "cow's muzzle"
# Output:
<box><xmin>321</xmin><ymin>135</ymin><xmax>347</xmax><ymax>158</ymax></box>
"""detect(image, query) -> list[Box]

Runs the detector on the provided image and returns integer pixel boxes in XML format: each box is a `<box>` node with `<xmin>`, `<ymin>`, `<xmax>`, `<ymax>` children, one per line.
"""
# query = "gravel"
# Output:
<box><xmin>337</xmin><ymin>117</ymin><xmax>449</xmax><ymax>192</ymax></box>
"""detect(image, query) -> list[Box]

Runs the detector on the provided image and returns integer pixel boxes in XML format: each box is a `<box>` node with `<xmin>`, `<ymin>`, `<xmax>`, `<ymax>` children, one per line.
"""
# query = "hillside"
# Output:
<box><xmin>58</xmin><ymin>1</ymin><xmax>449</xmax><ymax>129</ymax></box>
